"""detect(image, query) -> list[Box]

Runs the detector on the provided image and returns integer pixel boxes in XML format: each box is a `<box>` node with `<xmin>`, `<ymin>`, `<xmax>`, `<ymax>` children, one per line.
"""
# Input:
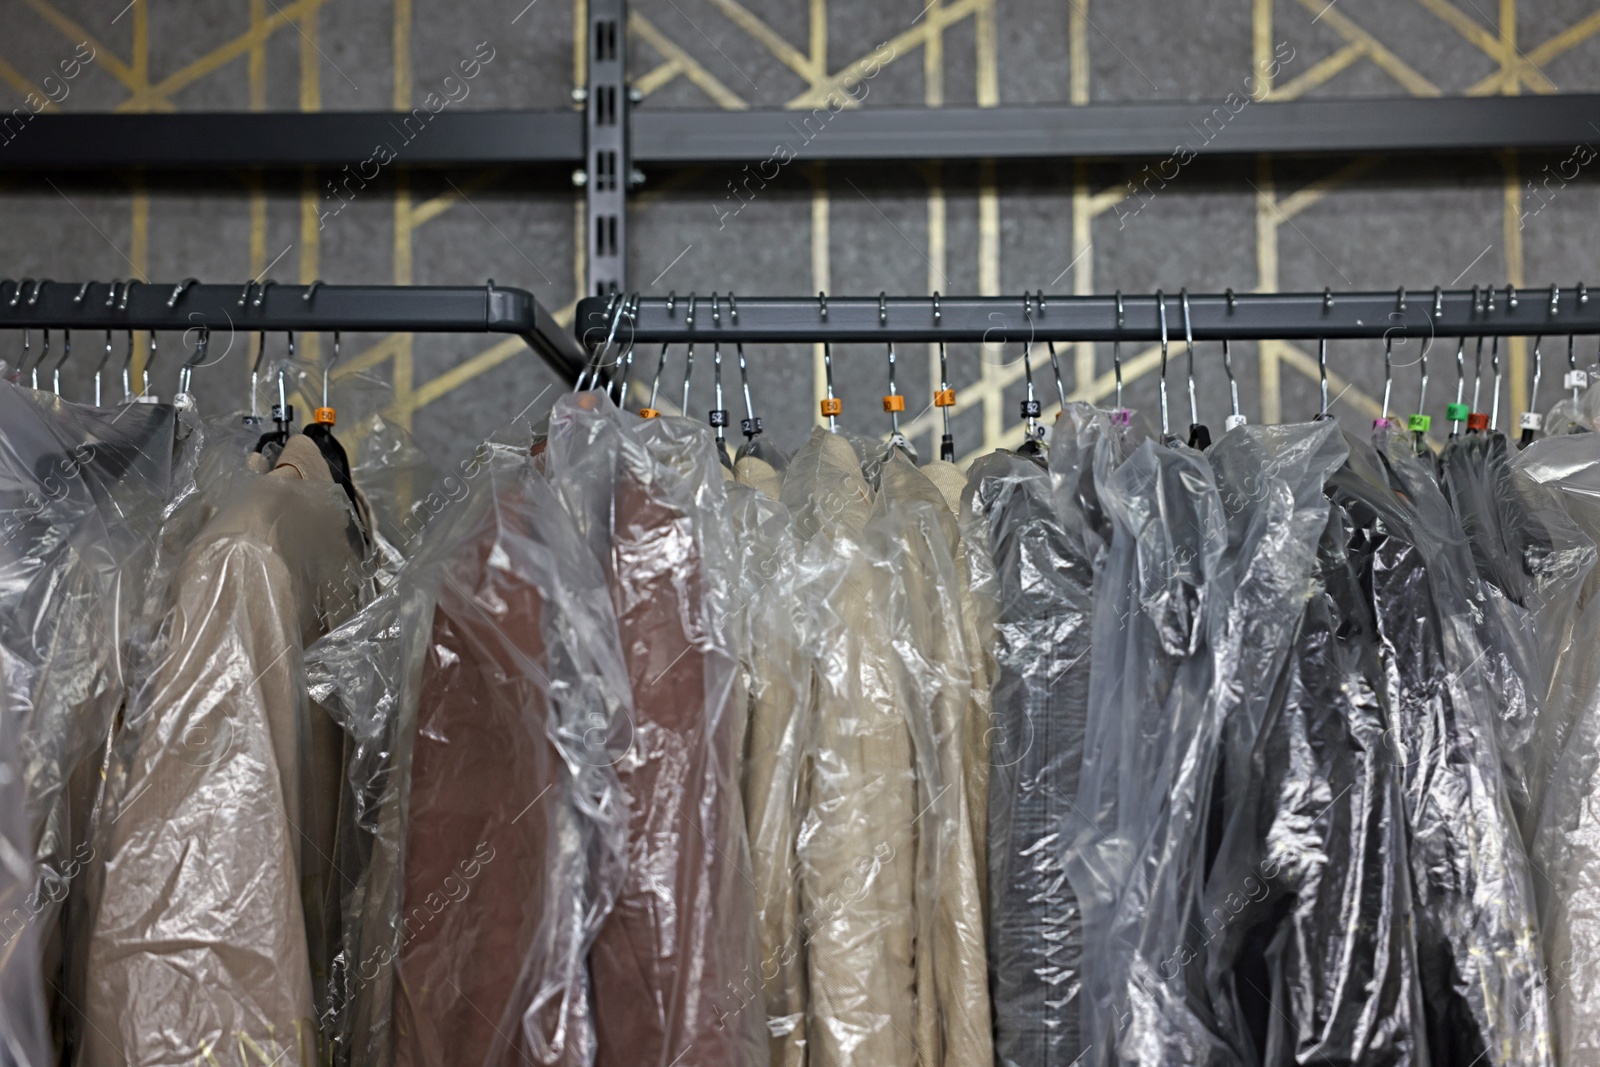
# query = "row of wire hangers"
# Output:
<box><xmin>2</xmin><ymin>278</ymin><xmax>348</xmax><ymax>437</ymax></box>
<box><xmin>582</xmin><ymin>283</ymin><xmax>1597</xmax><ymax>459</ymax></box>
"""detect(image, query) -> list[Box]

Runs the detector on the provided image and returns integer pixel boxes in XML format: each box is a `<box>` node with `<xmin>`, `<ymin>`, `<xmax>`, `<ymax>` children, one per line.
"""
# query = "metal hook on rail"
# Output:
<box><xmin>1156</xmin><ymin>289</ymin><xmax>1170</xmax><ymax>437</ymax></box>
<box><xmin>1222</xmin><ymin>288</ymin><xmax>1244</xmax><ymax>430</ymax></box>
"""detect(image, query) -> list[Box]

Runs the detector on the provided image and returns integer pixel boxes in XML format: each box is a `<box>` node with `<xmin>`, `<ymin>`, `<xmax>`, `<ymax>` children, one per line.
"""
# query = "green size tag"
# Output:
<box><xmin>1407</xmin><ymin>414</ymin><xmax>1431</xmax><ymax>433</ymax></box>
<box><xmin>1446</xmin><ymin>402</ymin><xmax>1470</xmax><ymax>421</ymax></box>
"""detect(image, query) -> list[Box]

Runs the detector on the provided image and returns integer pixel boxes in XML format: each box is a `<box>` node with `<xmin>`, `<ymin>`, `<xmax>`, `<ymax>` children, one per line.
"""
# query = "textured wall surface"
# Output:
<box><xmin>3</xmin><ymin>0</ymin><xmax>1600</xmax><ymax>466</ymax></box>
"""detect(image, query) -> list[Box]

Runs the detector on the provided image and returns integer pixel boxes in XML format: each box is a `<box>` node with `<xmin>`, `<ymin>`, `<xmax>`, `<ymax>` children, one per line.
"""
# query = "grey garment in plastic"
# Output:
<box><xmin>544</xmin><ymin>394</ymin><xmax>767</xmax><ymax>1067</ymax></box>
<box><xmin>1514</xmin><ymin>433</ymin><xmax>1600</xmax><ymax>1065</ymax></box>
<box><xmin>1204</xmin><ymin>450</ymin><xmax>1427</xmax><ymax>1066</ymax></box>
<box><xmin>0</xmin><ymin>383</ymin><xmax>180</xmax><ymax>1067</ymax></box>
<box><xmin>81</xmin><ymin>434</ymin><xmax>367</xmax><ymax>1067</ymax></box>
<box><xmin>1327</xmin><ymin>427</ymin><xmax>1553</xmax><ymax>1067</ymax></box>
<box><xmin>1065</xmin><ymin>435</ymin><xmax>1232</xmax><ymax>1067</ymax></box>
<box><xmin>727</xmin><ymin>473</ymin><xmax>812</xmax><ymax>1067</ymax></box>
<box><xmin>307</xmin><ymin>441</ymin><xmax>630</xmax><ymax>1067</ymax></box>
<box><xmin>1439</xmin><ymin>430</ymin><xmax>1590</xmax><ymax>842</ymax></box>
<box><xmin>964</xmin><ymin>404</ymin><xmax>1117</xmax><ymax>1067</ymax></box>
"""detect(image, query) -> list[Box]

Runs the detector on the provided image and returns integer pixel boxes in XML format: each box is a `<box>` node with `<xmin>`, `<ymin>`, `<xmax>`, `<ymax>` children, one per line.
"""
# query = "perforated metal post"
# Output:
<box><xmin>584</xmin><ymin>0</ymin><xmax>629</xmax><ymax>297</ymax></box>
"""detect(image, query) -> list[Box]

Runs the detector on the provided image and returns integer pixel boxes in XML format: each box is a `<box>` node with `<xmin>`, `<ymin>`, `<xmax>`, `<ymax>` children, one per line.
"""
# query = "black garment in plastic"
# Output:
<box><xmin>1203</xmin><ymin>504</ymin><xmax>1427</xmax><ymax>1066</ymax></box>
<box><xmin>1326</xmin><ymin>429</ymin><xmax>1552</xmax><ymax>1067</ymax></box>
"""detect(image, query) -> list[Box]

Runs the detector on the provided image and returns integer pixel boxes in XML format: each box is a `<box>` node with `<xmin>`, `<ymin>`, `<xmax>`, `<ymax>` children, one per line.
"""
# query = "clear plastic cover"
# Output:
<box><xmin>1064</xmin><ymin>435</ymin><xmax>1230</xmax><ymax>1066</ymax></box>
<box><xmin>965</xmin><ymin>403</ymin><xmax>1116</xmax><ymax>1067</ymax></box>
<box><xmin>1514</xmin><ymin>432</ymin><xmax>1600</xmax><ymax>1065</ymax></box>
<box><xmin>1323</xmin><ymin>426</ymin><xmax>1553</xmax><ymax>1067</ymax></box>
<box><xmin>1203</xmin><ymin>422</ymin><xmax>1428</xmax><ymax>1065</ymax></box>
<box><xmin>308</xmin><ymin>439</ymin><xmax>631</xmax><ymax>1067</ymax></box>
<box><xmin>876</xmin><ymin>450</ymin><xmax>990</xmax><ymax>1067</ymax></box>
<box><xmin>726</xmin><ymin>474</ymin><xmax>811</xmax><ymax>1067</ymax></box>
<box><xmin>80</xmin><ymin>432</ymin><xmax>368</xmax><ymax>1067</ymax></box>
<box><xmin>544</xmin><ymin>394</ymin><xmax>767</xmax><ymax>1067</ymax></box>
<box><xmin>0</xmin><ymin>382</ymin><xmax>183</xmax><ymax>1067</ymax></box>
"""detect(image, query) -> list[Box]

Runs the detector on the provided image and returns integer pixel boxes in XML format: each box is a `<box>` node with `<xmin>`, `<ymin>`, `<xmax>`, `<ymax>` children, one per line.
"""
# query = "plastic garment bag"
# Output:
<box><xmin>1514</xmin><ymin>433</ymin><xmax>1600</xmax><ymax>1066</ymax></box>
<box><xmin>544</xmin><ymin>394</ymin><xmax>767</xmax><ymax>1067</ymax></box>
<box><xmin>1327</xmin><ymin>427</ymin><xmax>1552</xmax><ymax>1067</ymax></box>
<box><xmin>877</xmin><ymin>450</ymin><xmax>991</xmax><ymax>1067</ymax></box>
<box><xmin>81</xmin><ymin>433</ymin><xmax>367</xmax><ymax>1067</ymax></box>
<box><xmin>1065</xmin><ymin>436</ymin><xmax>1231</xmax><ymax>1066</ymax></box>
<box><xmin>726</xmin><ymin>474</ymin><xmax>811</xmax><ymax>1067</ymax></box>
<box><xmin>1440</xmin><ymin>430</ymin><xmax>1586</xmax><ymax>841</ymax></box>
<box><xmin>1203</xmin><ymin>423</ymin><xmax>1428</xmax><ymax>1066</ymax></box>
<box><xmin>784</xmin><ymin>427</ymin><xmax>920</xmax><ymax>1067</ymax></box>
<box><xmin>307</xmin><ymin>441</ymin><xmax>630</xmax><ymax>1067</ymax></box>
<box><xmin>966</xmin><ymin>404</ymin><xmax>1117</xmax><ymax>1067</ymax></box>
<box><xmin>0</xmin><ymin>382</ymin><xmax>180</xmax><ymax>1067</ymax></box>
<box><xmin>922</xmin><ymin>457</ymin><xmax>998</xmax><ymax>915</ymax></box>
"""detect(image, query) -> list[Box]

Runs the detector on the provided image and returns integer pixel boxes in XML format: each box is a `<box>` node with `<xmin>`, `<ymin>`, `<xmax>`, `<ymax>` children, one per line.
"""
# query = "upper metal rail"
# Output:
<box><xmin>5</xmin><ymin>95</ymin><xmax>1600</xmax><ymax>169</ymax></box>
<box><xmin>0</xmin><ymin>280</ymin><xmax>586</xmax><ymax>381</ymax></box>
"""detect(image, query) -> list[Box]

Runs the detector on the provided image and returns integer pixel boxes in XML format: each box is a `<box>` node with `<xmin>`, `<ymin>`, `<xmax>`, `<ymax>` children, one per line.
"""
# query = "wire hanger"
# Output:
<box><xmin>930</xmin><ymin>293</ymin><xmax>957</xmax><ymax>460</ymax></box>
<box><xmin>1569</xmin><ymin>283</ymin><xmax>1591</xmax><ymax>408</ymax></box>
<box><xmin>1018</xmin><ymin>292</ymin><xmax>1044</xmax><ymax>455</ymax></box>
<box><xmin>32</xmin><ymin>330</ymin><xmax>49</xmax><ymax>391</ymax></box>
<box><xmin>1521</xmin><ymin>284</ymin><xmax>1555</xmax><ymax>447</ymax></box>
<box><xmin>881</xmin><ymin>293</ymin><xmax>914</xmax><ymax>459</ymax></box>
<box><xmin>95</xmin><ymin>330</ymin><xmax>113</xmax><ymax>406</ymax></box>
<box><xmin>1110</xmin><ymin>290</ymin><xmax>1130</xmax><ymax>428</ymax></box>
<box><xmin>1156</xmin><ymin>289</ymin><xmax>1171</xmax><ymax>439</ymax></box>
<box><xmin>253</xmin><ymin>331</ymin><xmax>295</xmax><ymax>455</ymax></box>
<box><xmin>1408</xmin><ymin>289</ymin><xmax>1438</xmax><ymax>448</ymax></box>
<box><xmin>1180</xmin><ymin>289</ymin><xmax>1210</xmax><ymax>448</ymax></box>
<box><xmin>51</xmin><ymin>329</ymin><xmax>71</xmax><ymax>397</ymax></box>
<box><xmin>642</xmin><ymin>291</ymin><xmax>673</xmax><ymax>418</ymax></box>
<box><xmin>612</xmin><ymin>293</ymin><xmax>639</xmax><ymax>407</ymax></box>
<box><xmin>1315</xmin><ymin>288</ymin><xmax>1331</xmax><ymax>421</ymax></box>
<box><xmin>710</xmin><ymin>296</ymin><xmax>733</xmax><ymax>466</ymax></box>
<box><xmin>1222</xmin><ymin>289</ymin><xmax>1245</xmax><ymax>430</ymax></box>
<box><xmin>120</xmin><ymin>330</ymin><xmax>135</xmax><ymax>404</ymax></box>
<box><xmin>681</xmin><ymin>291</ymin><xmax>699</xmax><ymax>414</ymax></box>
<box><xmin>1377</xmin><ymin>288</ymin><xmax>1404</xmax><ymax>430</ymax></box>
<box><xmin>819</xmin><ymin>291</ymin><xmax>840</xmax><ymax>432</ymax></box>
<box><xmin>177</xmin><ymin>326</ymin><xmax>209</xmax><ymax>401</ymax></box>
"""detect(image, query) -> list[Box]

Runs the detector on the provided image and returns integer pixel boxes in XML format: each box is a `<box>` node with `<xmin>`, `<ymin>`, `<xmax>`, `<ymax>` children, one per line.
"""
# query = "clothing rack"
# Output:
<box><xmin>575</xmin><ymin>287</ymin><xmax>1600</xmax><ymax>346</ymax></box>
<box><xmin>0</xmin><ymin>279</ymin><xmax>586</xmax><ymax>381</ymax></box>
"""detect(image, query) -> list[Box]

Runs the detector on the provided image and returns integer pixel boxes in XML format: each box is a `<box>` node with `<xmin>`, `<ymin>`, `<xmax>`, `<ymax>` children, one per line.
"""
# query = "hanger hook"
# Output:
<box><xmin>818</xmin><ymin>290</ymin><xmax>827</xmax><ymax>321</ymax></box>
<box><xmin>73</xmin><ymin>281</ymin><xmax>95</xmax><ymax>305</ymax></box>
<box><xmin>1180</xmin><ymin>288</ymin><xmax>1198</xmax><ymax>430</ymax></box>
<box><xmin>52</xmin><ymin>328</ymin><xmax>71</xmax><ymax>396</ymax></box>
<box><xmin>932</xmin><ymin>291</ymin><xmax>941</xmax><ymax>325</ymax></box>
<box><xmin>879</xmin><ymin>291</ymin><xmax>888</xmax><ymax>327</ymax></box>
<box><xmin>168</xmin><ymin>278</ymin><xmax>198</xmax><ymax>308</ymax></box>
<box><xmin>1156</xmin><ymin>289</ymin><xmax>1170</xmax><ymax>436</ymax></box>
<box><xmin>1222</xmin><ymin>289</ymin><xmax>1242</xmax><ymax>427</ymax></box>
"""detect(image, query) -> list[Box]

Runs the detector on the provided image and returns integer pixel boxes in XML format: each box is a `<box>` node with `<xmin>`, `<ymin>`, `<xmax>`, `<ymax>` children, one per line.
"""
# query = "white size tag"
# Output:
<box><xmin>1520</xmin><ymin>411</ymin><xmax>1543</xmax><ymax>430</ymax></box>
<box><xmin>1224</xmin><ymin>414</ymin><xmax>1247</xmax><ymax>431</ymax></box>
<box><xmin>1566</xmin><ymin>370</ymin><xmax>1590</xmax><ymax>390</ymax></box>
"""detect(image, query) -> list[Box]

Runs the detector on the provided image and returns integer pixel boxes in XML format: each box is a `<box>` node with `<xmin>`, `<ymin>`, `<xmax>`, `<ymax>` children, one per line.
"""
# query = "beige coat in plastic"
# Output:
<box><xmin>81</xmin><ymin>436</ymin><xmax>363</xmax><ymax>1067</ymax></box>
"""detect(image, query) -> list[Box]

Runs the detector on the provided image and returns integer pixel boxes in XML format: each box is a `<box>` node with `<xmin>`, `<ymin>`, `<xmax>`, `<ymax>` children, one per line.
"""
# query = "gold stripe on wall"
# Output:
<box><xmin>810</xmin><ymin>164</ymin><xmax>830</xmax><ymax>428</ymax></box>
<box><xmin>1504</xmin><ymin>150</ymin><xmax>1528</xmax><ymax>417</ymax></box>
<box><xmin>1254</xmin><ymin>156</ymin><xmax>1281</xmax><ymax>425</ymax></box>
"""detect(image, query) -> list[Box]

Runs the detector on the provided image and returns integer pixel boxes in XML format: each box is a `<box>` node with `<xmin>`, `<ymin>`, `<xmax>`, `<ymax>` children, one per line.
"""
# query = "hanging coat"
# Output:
<box><xmin>1326</xmin><ymin>428</ymin><xmax>1552</xmax><ymax>1067</ymax></box>
<box><xmin>1202</xmin><ymin>423</ymin><xmax>1427</xmax><ymax>1067</ymax></box>
<box><xmin>729</xmin><ymin>472</ymin><xmax>812</xmax><ymax>1067</ymax></box>
<box><xmin>969</xmin><ymin>404</ymin><xmax>1116</xmax><ymax>1067</ymax></box>
<box><xmin>82</xmin><ymin>434</ymin><xmax>366</xmax><ymax>1067</ymax></box>
<box><xmin>784</xmin><ymin>427</ymin><xmax>919</xmax><ymax>1067</ymax></box>
<box><xmin>545</xmin><ymin>394</ymin><xmax>767</xmax><ymax>1067</ymax></box>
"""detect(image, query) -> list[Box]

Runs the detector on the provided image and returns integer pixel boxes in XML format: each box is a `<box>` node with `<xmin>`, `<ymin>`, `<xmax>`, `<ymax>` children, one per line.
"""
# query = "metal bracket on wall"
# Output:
<box><xmin>583</xmin><ymin>0</ymin><xmax>629</xmax><ymax>297</ymax></box>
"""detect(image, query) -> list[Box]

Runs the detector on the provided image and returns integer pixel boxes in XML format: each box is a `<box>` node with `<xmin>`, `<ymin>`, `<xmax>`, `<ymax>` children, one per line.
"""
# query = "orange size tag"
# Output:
<box><xmin>934</xmin><ymin>389</ymin><xmax>956</xmax><ymax>407</ymax></box>
<box><xmin>640</xmin><ymin>408</ymin><xmax>661</xmax><ymax>419</ymax></box>
<box><xmin>1467</xmin><ymin>412</ymin><xmax>1490</xmax><ymax>431</ymax></box>
<box><xmin>882</xmin><ymin>394</ymin><xmax>906</xmax><ymax>413</ymax></box>
<box><xmin>313</xmin><ymin>407</ymin><xmax>336</xmax><ymax>426</ymax></box>
<box><xmin>820</xmin><ymin>398</ymin><xmax>843</xmax><ymax>416</ymax></box>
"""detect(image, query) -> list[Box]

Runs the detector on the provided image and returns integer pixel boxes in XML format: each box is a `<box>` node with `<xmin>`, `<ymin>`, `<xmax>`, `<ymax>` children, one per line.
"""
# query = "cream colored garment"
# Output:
<box><xmin>878</xmin><ymin>454</ymin><xmax>992</xmax><ymax>1067</ymax></box>
<box><xmin>920</xmin><ymin>458</ymin><xmax>996</xmax><ymax>912</ymax></box>
<box><xmin>82</xmin><ymin>436</ymin><xmax>363</xmax><ymax>1067</ymax></box>
<box><xmin>733</xmin><ymin>461</ymin><xmax>810</xmax><ymax>1067</ymax></box>
<box><xmin>785</xmin><ymin>429</ymin><xmax>918</xmax><ymax>1067</ymax></box>
<box><xmin>736</xmin><ymin>454</ymin><xmax>783</xmax><ymax>500</ymax></box>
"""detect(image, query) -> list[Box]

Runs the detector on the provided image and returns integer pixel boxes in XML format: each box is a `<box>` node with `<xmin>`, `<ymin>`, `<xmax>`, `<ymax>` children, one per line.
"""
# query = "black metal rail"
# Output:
<box><xmin>0</xmin><ymin>279</ymin><xmax>586</xmax><ymax>381</ymax></box>
<box><xmin>576</xmin><ymin>287</ymin><xmax>1600</xmax><ymax>347</ymax></box>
